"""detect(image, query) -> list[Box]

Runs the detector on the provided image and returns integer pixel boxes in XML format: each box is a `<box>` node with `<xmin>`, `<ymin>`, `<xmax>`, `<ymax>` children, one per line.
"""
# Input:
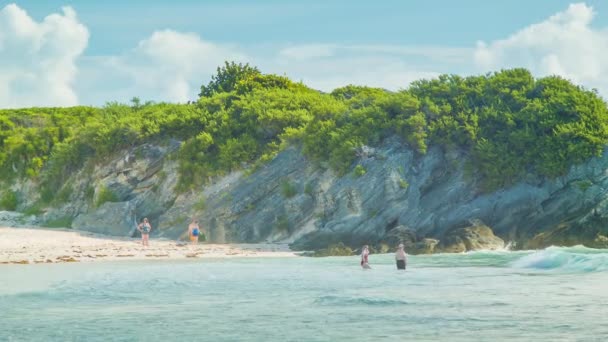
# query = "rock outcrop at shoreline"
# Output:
<box><xmin>6</xmin><ymin>137</ymin><xmax>608</xmax><ymax>253</ymax></box>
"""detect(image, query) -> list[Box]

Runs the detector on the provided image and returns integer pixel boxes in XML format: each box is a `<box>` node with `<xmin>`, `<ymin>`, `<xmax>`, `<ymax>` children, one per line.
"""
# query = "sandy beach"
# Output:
<box><xmin>0</xmin><ymin>226</ymin><xmax>297</xmax><ymax>264</ymax></box>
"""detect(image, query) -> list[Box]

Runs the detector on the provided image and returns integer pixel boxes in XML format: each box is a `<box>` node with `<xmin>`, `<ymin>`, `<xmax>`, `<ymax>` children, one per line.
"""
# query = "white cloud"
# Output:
<box><xmin>271</xmin><ymin>44</ymin><xmax>466</xmax><ymax>91</ymax></box>
<box><xmin>79</xmin><ymin>30</ymin><xmax>247</xmax><ymax>104</ymax></box>
<box><xmin>81</xmin><ymin>37</ymin><xmax>449</xmax><ymax>103</ymax></box>
<box><xmin>0</xmin><ymin>4</ymin><xmax>88</xmax><ymax>108</ymax></box>
<box><xmin>279</xmin><ymin>44</ymin><xmax>337</xmax><ymax>60</ymax></box>
<box><xmin>267</xmin><ymin>52</ymin><xmax>442</xmax><ymax>91</ymax></box>
<box><xmin>474</xmin><ymin>3</ymin><xmax>608</xmax><ymax>94</ymax></box>
<box><xmin>6</xmin><ymin>2</ymin><xmax>608</xmax><ymax>107</ymax></box>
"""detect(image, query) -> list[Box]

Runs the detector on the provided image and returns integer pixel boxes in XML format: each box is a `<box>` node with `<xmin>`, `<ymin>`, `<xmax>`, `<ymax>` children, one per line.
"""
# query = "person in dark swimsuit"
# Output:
<box><xmin>137</xmin><ymin>218</ymin><xmax>152</xmax><ymax>247</ymax></box>
<box><xmin>395</xmin><ymin>243</ymin><xmax>407</xmax><ymax>270</ymax></box>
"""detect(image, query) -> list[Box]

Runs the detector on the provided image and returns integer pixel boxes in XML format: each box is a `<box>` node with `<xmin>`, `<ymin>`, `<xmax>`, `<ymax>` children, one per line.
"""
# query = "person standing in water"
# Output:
<box><xmin>137</xmin><ymin>218</ymin><xmax>152</xmax><ymax>247</ymax></box>
<box><xmin>360</xmin><ymin>245</ymin><xmax>371</xmax><ymax>269</ymax></box>
<box><xmin>188</xmin><ymin>219</ymin><xmax>202</xmax><ymax>245</ymax></box>
<box><xmin>395</xmin><ymin>243</ymin><xmax>407</xmax><ymax>270</ymax></box>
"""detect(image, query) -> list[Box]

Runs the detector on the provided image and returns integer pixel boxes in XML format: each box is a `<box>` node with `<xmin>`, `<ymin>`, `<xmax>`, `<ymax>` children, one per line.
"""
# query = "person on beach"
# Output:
<box><xmin>188</xmin><ymin>219</ymin><xmax>202</xmax><ymax>245</ymax></box>
<box><xmin>137</xmin><ymin>218</ymin><xmax>152</xmax><ymax>246</ymax></box>
<box><xmin>395</xmin><ymin>243</ymin><xmax>407</xmax><ymax>270</ymax></box>
<box><xmin>360</xmin><ymin>245</ymin><xmax>371</xmax><ymax>269</ymax></box>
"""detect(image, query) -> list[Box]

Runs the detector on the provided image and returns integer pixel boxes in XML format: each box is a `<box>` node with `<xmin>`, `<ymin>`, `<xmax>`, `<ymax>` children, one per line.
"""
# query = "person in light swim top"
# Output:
<box><xmin>188</xmin><ymin>219</ymin><xmax>202</xmax><ymax>245</ymax></box>
<box><xmin>395</xmin><ymin>243</ymin><xmax>407</xmax><ymax>270</ymax></box>
<box><xmin>360</xmin><ymin>245</ymin><xmax>371</xmax><ymax>269</ymax></box>
<box><xmin>137</xmin><ymin>218</ymin><xmax>152</xmax><ymax>247</ymax></box>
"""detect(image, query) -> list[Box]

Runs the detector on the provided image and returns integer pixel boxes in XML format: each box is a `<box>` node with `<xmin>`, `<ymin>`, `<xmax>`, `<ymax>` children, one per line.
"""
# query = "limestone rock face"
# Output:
<box><xmin>8</xmin><ymin>136</ymin><xmax>608</xmax><ymax>252</ymax></box>
<box><xmin>0</xmin><ymin>211</ymin><xmax>38</xmax><ymax>227</ymax></box>
<box><xmin>72</xmin><ymin>201</ymin><xmax>137</xmax><ymax>236</ymax></box>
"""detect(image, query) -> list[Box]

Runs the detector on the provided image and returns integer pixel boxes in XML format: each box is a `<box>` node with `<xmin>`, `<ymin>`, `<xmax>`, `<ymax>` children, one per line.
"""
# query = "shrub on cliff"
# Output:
<box><xmin>0</xmin><ymin>190</ymin><xmax>18</xmax><ymax>211</ymax></box>
<box><xmin>1</xmin><ymin>64</ymin><xmax>607</xmax><ymax>197</ymax></box>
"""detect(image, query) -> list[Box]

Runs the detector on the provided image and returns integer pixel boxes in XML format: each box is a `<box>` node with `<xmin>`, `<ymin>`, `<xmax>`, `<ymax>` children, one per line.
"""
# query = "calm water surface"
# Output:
<box><xmin>1</xmin><ymin>246</ymin><xmax>607</xmax><ymax>341</ymax></box>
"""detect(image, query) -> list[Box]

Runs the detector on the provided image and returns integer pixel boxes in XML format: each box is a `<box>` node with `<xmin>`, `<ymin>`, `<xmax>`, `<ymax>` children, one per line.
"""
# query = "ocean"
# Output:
<box><xmin>1</xmin><ymin>246</ymin><xmax>607</xmax><ymax>341</ymax></box>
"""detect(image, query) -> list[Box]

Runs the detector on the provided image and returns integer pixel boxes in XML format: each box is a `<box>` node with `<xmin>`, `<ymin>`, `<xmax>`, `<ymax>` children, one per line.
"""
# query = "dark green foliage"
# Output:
<box><xmin>1</xmin><ymin>64</ymin><xmax>607</xmax><ymax>196</ymax></box>
<box><xmin>0</xmin><ymin>190</ymin><xmax>18</xmax><ymax>210</ymax></box>
<box><xmin>276</xmin><ymin>214</ymin><xmax>290</xmax><ymax>232</ymax></box>
<box><xmin>22</xmin><ymin>202</ymin><xmax>44</xmax><ymax>216</ymax></box>
<box><xmin>54</xmin><ymin>183</ymin><xmax>73</xmax><ymax>204</ymax></box>
<box><xmin>573</xmin><ymin>179</ymin><xmax>593</xmax><ymax>192</ymax></box>
<box><xmin>281</xmin><ymin>180</ymin><xmax>297</xmax><ymax>198</ymax></box>
<box><xmin>43</xmin><ymin>216</ymin><xmax>73</xmax><ymax>228</ymax></box>
<box><xmin>194</xmin><ymin>196</ymin><xmax>206</xmax><ymax>211</ymax></box>
<box><xmin>199</xmin><ymin>61</ymin><xmax>260</xmax><ymax>97</ymax></box>
<box><xmin>95</xmin><ymin>186</ymin><xmax>119</xmax><ymax>208</ymax></box>
<box><xmin>84</xmin><ymin>185</ymin><xmax>95</xmax><ymax>201</ymax></box>
<box><xmin>304</xmin><ymin>182</ymin><xmax>314</xmax><ymax>196</ymax></box>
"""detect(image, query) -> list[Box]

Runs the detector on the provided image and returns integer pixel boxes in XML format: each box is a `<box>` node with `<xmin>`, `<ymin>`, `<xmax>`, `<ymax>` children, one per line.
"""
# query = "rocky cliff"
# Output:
<box><xmin>6</xmin><ymin>137</ymin><xmax>608</xmax><ymax>253</ymax></box>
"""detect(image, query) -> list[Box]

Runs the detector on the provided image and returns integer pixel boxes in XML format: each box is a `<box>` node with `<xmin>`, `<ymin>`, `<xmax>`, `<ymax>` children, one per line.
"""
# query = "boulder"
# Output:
<box><xmin>72</xmin><ymin>201</ymin><xmax>137</xmax><ymax>236</ymax></box>
<box><xmin>408</xmin><ymin>238</ymin><xmax>439</xmax><ymax>255</ymax></box>
<box><xmin>439</xmin><ymin>221</ymin><xmax>504</xmax><ymax>252</ymax></box>
<box><xmin>384</xmin><ymin>225</ymin><xmax>418</xmax><ymax>248</ymax></box>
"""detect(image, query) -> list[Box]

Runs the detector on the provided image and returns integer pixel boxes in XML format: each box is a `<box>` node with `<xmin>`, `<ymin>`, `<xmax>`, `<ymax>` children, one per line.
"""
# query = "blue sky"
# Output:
<box><xmin>2</xmin><ymin>1</ymin><xmax>608</xmax><ymax>107</ymax></box>
<box><xmin>16</xmin><ymin>0</ymin><xmax>608</xmax><ymax>53</ymax></box>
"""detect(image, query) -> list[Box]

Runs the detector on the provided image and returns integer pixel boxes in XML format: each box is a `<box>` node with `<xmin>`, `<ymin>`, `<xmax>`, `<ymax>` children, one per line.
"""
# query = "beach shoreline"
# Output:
<box><xmin>0</xmin><ymin>226</ymin><xmax>298</xmax><ymax>265</ymax></box>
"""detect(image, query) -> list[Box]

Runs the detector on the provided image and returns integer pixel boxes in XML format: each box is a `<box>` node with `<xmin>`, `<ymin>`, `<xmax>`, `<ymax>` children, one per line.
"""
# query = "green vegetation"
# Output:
<box><xmin>0</xmin><ymin>190</ymin><xmax>18</xmax><ymax>210</ymax></box>
<box><xmin>313</xmin><ymin>242</ymin><xmax>354</xmax><ymax>257</ymax></box>
<box><xmin>42</xmin><ymin>216</ymin><xmax>73</xmax><ymax>228</ymax></box>
<box><xmin>22</xmin><ymin>203</ymin><xmax>44</xmax><ymax>216</ymax></box>
<box><xmin>399</xmin><ymin>179</ymin><xmax>409</xmax><ymax>189</ymax></box>
<box><xmin>573</xmin><ymin>179</ymin><xmax>594</xmax><ymax>192</ymax></box>
<box><xmin>95</xmin><ymin>186</ymin><xmax>119</xmax><ymax>208</ymax></box>
<box><xmin>194</xmin><ymin>196</ymin><xmax>206</xmax><ymax>211</ymax></box>
<box><xmin>304</xmin><ymin>182</ymin><xmax>314</xmax><ymax>196</ymax></box>
<box><xmin>281</xmin><ymin>180</ymin><xmax>298</xmax><ymax>198</ymax></box>
<box><xmin>276</xmin><ymin>214</ymin><xmax>290</xmax><ymax>232</ymax></box>
<box><xmin>353</xmin><ymin>165</ymin><xmax>366</xmax><ymax>177</ymax></box>
<box><xmin>54</xmin><ymin>183</ymin><xmax>73</xmax><ymax>204</ymax></box>
<box><xmin>2</xmin><ymin>64</ymin><xmax>608</xmax><ymax>200</ymax></box>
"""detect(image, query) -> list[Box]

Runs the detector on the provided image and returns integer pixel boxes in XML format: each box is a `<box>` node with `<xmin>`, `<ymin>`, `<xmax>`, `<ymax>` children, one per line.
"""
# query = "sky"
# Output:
<box><xmin>1</xmin><ymin>0</ymin><xmax>608</xmax><ymax>108</ymax></box>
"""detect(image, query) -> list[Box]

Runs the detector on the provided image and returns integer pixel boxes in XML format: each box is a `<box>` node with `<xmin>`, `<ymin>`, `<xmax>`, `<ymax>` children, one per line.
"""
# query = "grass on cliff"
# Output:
<box><xmin>2</xmin><ymin>63</ymin><xmax>608</xmax><ymax>198</ymax></box>
<box><xmin>0</xmin><ymin>190</ymin><xmax>18</xmax><ymax>211</ymax></box>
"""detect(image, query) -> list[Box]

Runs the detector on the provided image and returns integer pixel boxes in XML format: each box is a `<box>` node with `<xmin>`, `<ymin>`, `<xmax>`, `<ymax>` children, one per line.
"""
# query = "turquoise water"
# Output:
<box><xmin>1</xmin><ymin>246</ymin><xmax>608</xmax><ymax>341</ymax></box>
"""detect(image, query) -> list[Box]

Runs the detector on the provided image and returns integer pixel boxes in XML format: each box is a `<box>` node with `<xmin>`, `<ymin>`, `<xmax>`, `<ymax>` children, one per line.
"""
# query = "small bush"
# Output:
<box><xmin>43</xmin><ymin>216</ymin><xmax>73</xmax><ymax>228</ymax></box>
<box><xmin>304</xmin><ymin>182</ymin><xmax>314</xmax><ymax>196</ymax></box>
<box><xmin>399</xmin><ymin>179</ymin><xmax>409</xmax><ymax>189</ymax></box>
<box><xmin>281</xmin><ymin>180</ymin><xmax>297</xmax><ymax>198</ymax></box>
<box><xmin>95</xmin><ymin>186</ymin><xmax>119</xmax><ymax>207</ymax></box>
<box><xmin>84</xmin><ymin>185</ymin><xmax>95</xmax><ymax>201</ymax></box>
<box><xmin>276</xmin><ymin>214</ymin><xmax>290</xmax><ymax>232</ymax></box>
<box><xmin>55</xmin><ymin>183</ymin><xmax>73</xmax><ymax>204</ymax></box>
<box><xmin>194</xmin><ymin>196</ymin><xmax>206</xmax><ymax>211</ymax></box>
<box><xmin>40</xmin><ymin>186</ymin><xmax>55</xmax><ymax>204</ymax></box>
<box><xmin>574</xmin><ymin>179</ymin><xmax>593</xmax><ymax>192</ymax></box>
<box><xmin>22</xmin><ymin>203</ymin><xmax>44</xmax><ymax>216</ymax></box>
<box><xmin>353</xmin><ymin>164</ymin><xmax>366</xmax><ymax>177</ymax></box>
<box><xmin>0</xmin><ymin>190</ymin><xmax>18</xmax><ymax>211</ymax></box>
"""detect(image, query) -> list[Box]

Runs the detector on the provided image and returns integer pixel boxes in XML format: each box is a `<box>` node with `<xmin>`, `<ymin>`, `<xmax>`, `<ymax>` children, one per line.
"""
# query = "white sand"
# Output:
<box><xmin>0</xmin><ymin>226</ymin><xmax>297</xmax><ymax>264</ymax></box>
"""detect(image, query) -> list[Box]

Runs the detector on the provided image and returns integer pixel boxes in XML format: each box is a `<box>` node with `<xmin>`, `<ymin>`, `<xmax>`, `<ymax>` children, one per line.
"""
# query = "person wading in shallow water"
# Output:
<box><xmin>395</xmin><ymin>243</ymin><xmax>407</xmax><ymax>270</ymax></box>
<box><xmin>137</xmin><ymin>218</ymin><xmax>152</xmax><ymax>247</ymax></box>
<box><xmin>360</xmin><ymin>245</ymin><xmax>371</xmax><ymax>269</ymax></box>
